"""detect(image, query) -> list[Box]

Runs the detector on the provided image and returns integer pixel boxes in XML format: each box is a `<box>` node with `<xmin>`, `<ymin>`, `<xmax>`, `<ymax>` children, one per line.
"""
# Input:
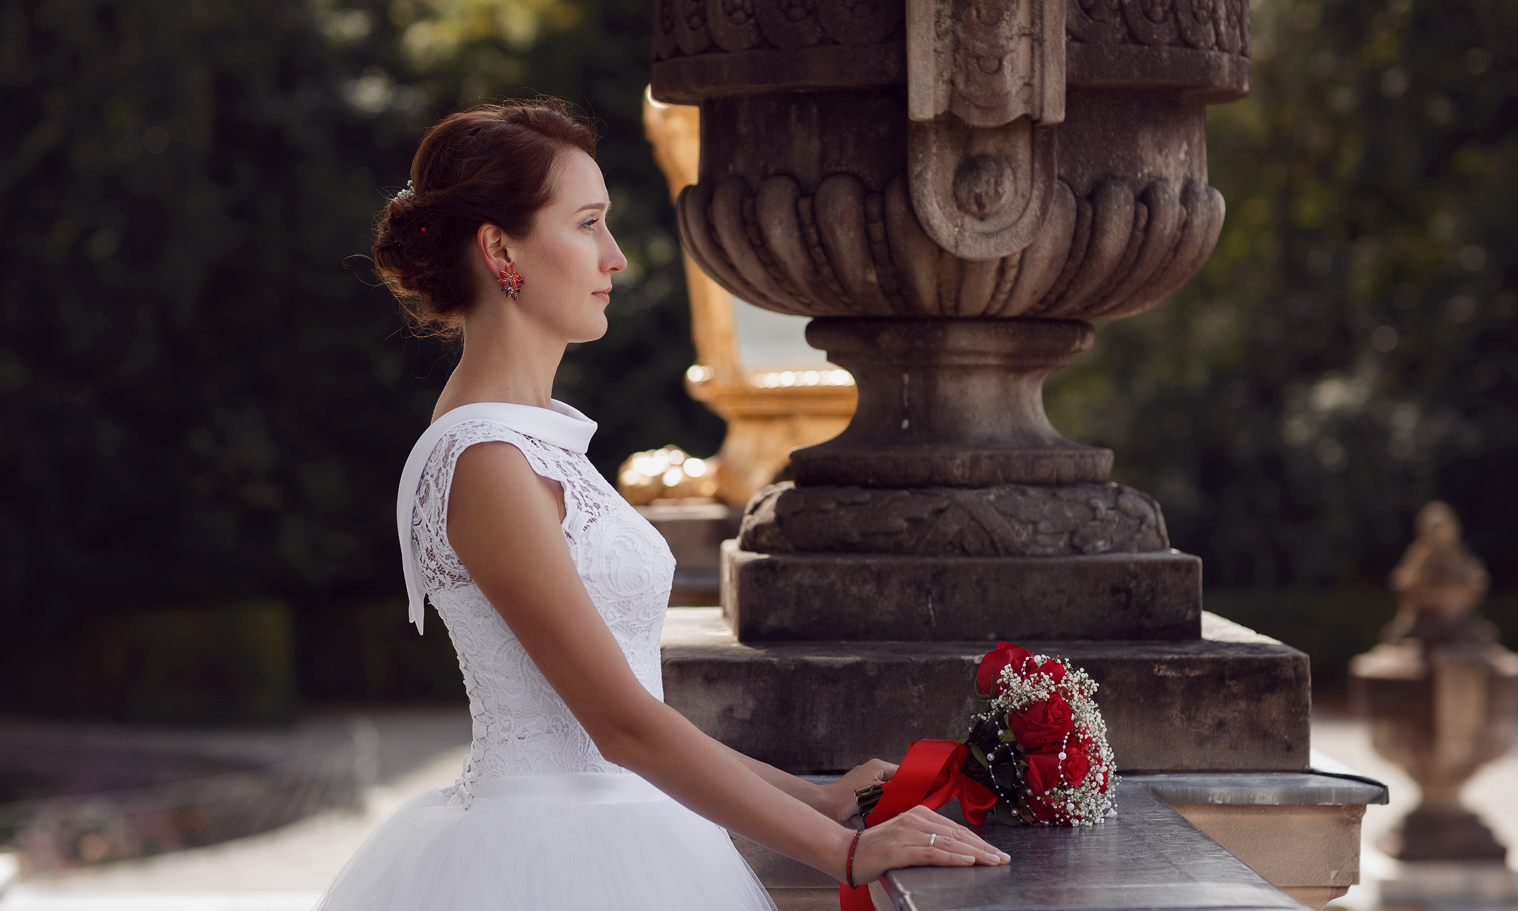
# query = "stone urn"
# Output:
<box><xmin>1351</xmin><ymin>502</ymin><xmax>1518</xmax><ymax>864</ymax></box>
<box><xmin>652</xmin><ymin>0</ymin><xmax>1250</xmax><ymax>643</ymax></box>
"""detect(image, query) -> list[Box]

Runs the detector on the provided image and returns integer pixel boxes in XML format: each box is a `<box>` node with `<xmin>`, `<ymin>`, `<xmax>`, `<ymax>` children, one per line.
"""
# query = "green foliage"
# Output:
<box><xmin>0</xmin><ymin>0</ymin><xmax>719</xmax><ymax>717</ymax></box>
<box><xmin>1047</xmin><ymin>0</ymin><xmax>1518</xmax><ymax>591</ymax></box>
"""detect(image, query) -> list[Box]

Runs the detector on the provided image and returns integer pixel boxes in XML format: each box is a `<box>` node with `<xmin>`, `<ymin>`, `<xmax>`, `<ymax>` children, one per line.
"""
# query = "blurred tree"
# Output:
<box><xmin>2</xmin><ymin>0</ymin><xmax>1513</xmax><ymax>716</ymax></box>
<box><xmin>0</xmin><ymin>0</ymin><xmax>718</xmax><ymax>715</ymax></box>
<box><xmin>1047</xmin><ymin>0</ymin><xmax>1518</xmax><ymax>596</ymax></box>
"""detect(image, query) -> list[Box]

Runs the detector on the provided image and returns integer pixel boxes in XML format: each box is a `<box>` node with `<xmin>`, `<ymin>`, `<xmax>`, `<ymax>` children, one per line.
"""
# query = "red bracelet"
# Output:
<box><xmin>846</xmin><ymin>829</ymin><xmax>862</xmax><ymax>889</ymax></box>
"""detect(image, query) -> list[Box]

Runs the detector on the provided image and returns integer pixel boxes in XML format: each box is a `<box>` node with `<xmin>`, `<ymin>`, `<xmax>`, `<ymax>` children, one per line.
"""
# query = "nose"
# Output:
<box><xmin>605</xmin><ymin>241</ymin><xmax>628</xmax><ymax>275</ymax></box>
<box><xmin>602</xmin><ymin>226</ymin><xmax>628</xmax><ymax>274</ymax></box>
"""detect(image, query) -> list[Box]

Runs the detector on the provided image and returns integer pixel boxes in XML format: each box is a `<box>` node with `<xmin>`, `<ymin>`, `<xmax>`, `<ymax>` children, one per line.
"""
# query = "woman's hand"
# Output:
<box><xmin>817</xmin><ymin>759</ymin><xmax>898</xmax><ymax>824</ymax></box>
<box><xmin>848</xmin><ymin>806</ymin><xmax>1010</xmax><ymax>884</ymax></box>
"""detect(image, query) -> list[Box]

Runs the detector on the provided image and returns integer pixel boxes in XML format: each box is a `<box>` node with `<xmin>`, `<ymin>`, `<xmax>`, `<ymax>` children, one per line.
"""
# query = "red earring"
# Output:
<box><xmin>498</xmin><ymin>263</ymin><xmax>524</xmax><ymax>300</ymax></box>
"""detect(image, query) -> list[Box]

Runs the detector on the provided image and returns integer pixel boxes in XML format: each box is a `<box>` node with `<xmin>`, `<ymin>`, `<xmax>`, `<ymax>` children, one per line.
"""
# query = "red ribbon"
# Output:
<box><xmin>838</xmin><ymin>739</ymin><xmax>999</xmax><ymax>911</ymax></box>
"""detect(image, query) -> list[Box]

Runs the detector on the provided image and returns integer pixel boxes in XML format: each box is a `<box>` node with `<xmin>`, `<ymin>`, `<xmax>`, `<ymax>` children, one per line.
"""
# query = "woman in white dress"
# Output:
<box><xmin>316</xmin><ymin>98</ymin><xmax>1009</xmax><ymax>911</ymax></box>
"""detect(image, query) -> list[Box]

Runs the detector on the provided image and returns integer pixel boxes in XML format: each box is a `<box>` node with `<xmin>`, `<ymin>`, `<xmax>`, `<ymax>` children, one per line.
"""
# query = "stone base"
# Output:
<box><xmin>1377</xmin><ymin>806</ymin><xmax>1510</xmax><ymax>862</ymax></box>
<box><xmin>1168</xmin><ymin>803</ymin><xmax>1365</xmax><ymax>911</ymax></box>
<box><xmin>1379</xmin><ymin>861</ymin><xmax>1518</xmax><ymax>910</ymax></box>
<box><xmin>722</xmin><ymin>541</ymin><xmax>1202</xmax><ymax>642</ymax></box>
<box><xmin>661</xmin><ymin>609</ymin><xmax>1309</xmax><ymax>773</ymax></box>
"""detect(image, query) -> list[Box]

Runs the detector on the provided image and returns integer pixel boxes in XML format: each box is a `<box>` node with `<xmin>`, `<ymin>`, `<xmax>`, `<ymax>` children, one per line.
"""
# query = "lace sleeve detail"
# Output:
<box><xmin>410</xmin><ymin>420</ymin><xmax>575</xmax><ymax>599</ymax></box>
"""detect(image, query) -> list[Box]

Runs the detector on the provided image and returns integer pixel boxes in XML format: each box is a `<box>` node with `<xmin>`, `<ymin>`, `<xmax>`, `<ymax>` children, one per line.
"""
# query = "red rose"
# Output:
<box><xmin>1006</xmin><ymin>694</ymin><xmax>1075</xmax><ymax>752</ymax></box>
<box><xmin>1021</xmin><ymin>791</ymin><xmax>1060</xmax><ymax>824</ymax></box>
<box><xmin>1061</xmin><ymin>745</ymin><xmax>1091</xmax><ymax>786</ymax></box>
<box><xmin>975</xmin><ymin>641</ymin><xmax>1034</xmax><ymax>696</ymax></box>
<box><xmin>1038</xmin><ymin>658</ymin><xmax>1067</xmax><ymax>684</ymax></box>
<box><xmin>1022</xmin><ymin>750</ymin><xmax>1061</xmax><ymax>795</ymax></box>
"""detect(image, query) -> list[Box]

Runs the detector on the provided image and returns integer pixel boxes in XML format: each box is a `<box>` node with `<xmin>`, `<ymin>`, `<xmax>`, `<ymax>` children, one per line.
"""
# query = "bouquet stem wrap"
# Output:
<box><xmin>838</xmin><ymin>739</ymin><xmax>999</xmax><ymax>911</ymax></box>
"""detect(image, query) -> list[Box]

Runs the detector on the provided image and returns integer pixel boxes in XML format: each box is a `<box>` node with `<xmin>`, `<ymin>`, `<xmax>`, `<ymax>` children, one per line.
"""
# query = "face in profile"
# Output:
<box><xmin>503</xmin><ymin>149</ymin><xmax>627</xmax><ymax>344</ymax></box>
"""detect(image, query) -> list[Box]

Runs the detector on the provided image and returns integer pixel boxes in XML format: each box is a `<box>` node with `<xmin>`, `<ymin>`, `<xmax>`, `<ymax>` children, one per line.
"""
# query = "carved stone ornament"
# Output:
<box><xmin>676</xmin><ymin>172</ymin><xmax>1224</xmax><ymax>321</ymax></box>
<box><xmin>906</xmin><ymin>0</ymin><xmax>1065</xmax><ymax>260</ymax></box>
<box><xmin>739</xmin><ymin>480</ymin><xmax>1169</xmax><ymax>556</ymax></box>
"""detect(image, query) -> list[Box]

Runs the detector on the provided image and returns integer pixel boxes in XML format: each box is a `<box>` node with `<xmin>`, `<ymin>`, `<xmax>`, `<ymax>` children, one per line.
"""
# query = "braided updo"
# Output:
<box><xmin>373</xmin><ymin>98</ymin><xmax>598</xmax><ymax>334</ymax></box>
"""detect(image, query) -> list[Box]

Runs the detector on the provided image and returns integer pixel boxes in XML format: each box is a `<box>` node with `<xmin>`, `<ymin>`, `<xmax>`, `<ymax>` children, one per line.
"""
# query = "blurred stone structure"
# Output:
<box><xmin>1352</xmin><ymin>501</ymin><xmax>1518</xmax><ymax>909</ymax></box>
<box><xmin>650</xmin><ymin>0</ymin><xmax>1382</xmax><ymax>907</ymax></box>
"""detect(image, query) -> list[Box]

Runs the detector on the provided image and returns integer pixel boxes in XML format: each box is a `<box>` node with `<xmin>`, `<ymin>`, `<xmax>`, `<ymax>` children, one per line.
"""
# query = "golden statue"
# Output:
<box><xmin>623</xmin><ymin>91</ymin><xmax>857</xmax><ymax>508</ymax></box>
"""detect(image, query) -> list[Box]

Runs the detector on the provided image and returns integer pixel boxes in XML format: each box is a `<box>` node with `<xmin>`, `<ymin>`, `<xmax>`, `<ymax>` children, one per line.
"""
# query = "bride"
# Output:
<box><xmin>316</xmin><ymin>98</ymin><xmax>1009</xmax><ymax>910</ymax></box>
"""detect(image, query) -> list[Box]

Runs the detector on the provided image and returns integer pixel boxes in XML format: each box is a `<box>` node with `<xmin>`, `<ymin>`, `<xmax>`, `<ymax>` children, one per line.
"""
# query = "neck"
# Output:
<box><xmin>432</xmin><ymin>303</ymin><xmax>567</xmax><ymax>421</ymax></box>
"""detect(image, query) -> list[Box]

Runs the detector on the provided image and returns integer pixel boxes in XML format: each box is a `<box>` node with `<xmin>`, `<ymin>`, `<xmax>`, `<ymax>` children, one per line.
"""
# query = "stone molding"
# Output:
<box><xmin>651</xmin><ymin>0</ymin><xmax>1252</xmax><ymax>103</ymax></box>
<box><xmin>739</xmin><ymin>479</ymin><xmax>1168</xmax><ymax>556</ymax></box>
<box><xmin>676</xmin><ymin>171</ymin><xmax>1224</xmax><ymax>321</ymax></box>
<box><xmin>654</xmin><ymin>0</ymin><xmax>1249</xmax><ymax>61</ymax></box>
<box><xmin>1067</xmin><ymin>0</ymin><xmax>1250</xmax><ymax>57</ymax></box>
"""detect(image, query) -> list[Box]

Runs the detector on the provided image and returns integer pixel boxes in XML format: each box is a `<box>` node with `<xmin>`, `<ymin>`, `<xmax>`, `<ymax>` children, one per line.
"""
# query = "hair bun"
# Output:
<box><xmin>372</xmin><ymin>98</ymin><xmax>597</xmax><ymax>335</ymax></box>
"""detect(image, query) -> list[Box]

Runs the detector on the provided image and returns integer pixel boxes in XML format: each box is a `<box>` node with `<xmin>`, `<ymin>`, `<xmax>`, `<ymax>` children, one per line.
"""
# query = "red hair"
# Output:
<box><xmin>372</xmin><ymin>98</ymin><xmax>598</xmax><ymax>334</ymax></box>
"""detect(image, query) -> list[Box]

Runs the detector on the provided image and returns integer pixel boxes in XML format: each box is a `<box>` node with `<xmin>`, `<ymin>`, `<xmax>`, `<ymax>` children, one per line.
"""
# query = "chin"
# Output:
<box><xmin>569</xmin><ymin>315</ymin><xmax>609</xmax><ymax>344</ymax></box>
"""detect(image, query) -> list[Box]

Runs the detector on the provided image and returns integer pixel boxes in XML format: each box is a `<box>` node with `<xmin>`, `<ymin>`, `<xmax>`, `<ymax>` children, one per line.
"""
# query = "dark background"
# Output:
<box><xmin>0</xmin><ymin>0</ymin><xmax>1512</xmax><ymax>721</ymax></box>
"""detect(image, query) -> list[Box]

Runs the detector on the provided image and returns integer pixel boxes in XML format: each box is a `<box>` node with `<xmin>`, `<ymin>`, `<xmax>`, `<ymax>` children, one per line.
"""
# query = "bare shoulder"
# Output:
<box><xmin>448</xmin><ymin>441</ymin><xmax>566</xmax><ymax>550</ymax></box>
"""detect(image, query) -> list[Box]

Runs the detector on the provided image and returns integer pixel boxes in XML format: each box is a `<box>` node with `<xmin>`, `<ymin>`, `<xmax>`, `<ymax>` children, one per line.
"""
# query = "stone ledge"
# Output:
<box><xmin>881</xmin><ymin>781</ymin><xmax>1304</xmax><ymax>911</ymax></box>
<box><xmin>661</xmin><ymin>609</ymin><xmax>1310</xmax><ymax>773</ymax></box>
<box><xmin>722</xmin><ymin>541</ymin><xmax>1202</xmax><ymax>642</ymax></box>
<box><xmin>733</xmin><ymin>770</ymin><xmax>1382</xmax><ymax>911</ymax></box>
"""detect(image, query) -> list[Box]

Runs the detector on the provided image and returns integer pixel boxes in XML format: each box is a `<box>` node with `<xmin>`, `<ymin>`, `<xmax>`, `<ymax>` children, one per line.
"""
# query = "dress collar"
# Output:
<box><xmin>397</xmin><ymin>399</ymin><xmax>597</xmax><ymax>634</ymax></box>
<box><xmin>429</xmin><ymin>399</ymin><xmax>597</xmax><ymax>454</ymax></box>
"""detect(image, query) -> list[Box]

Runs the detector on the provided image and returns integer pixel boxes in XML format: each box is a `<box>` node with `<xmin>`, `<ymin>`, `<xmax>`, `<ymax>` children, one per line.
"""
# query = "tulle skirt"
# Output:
<box><xmin>314</xmin><ymin>772</ymin><xmax>778</xmax><ymax>911</ymax></box>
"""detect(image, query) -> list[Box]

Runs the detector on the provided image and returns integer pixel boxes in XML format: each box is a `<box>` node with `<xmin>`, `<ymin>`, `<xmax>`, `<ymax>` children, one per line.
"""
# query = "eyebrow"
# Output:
<box><xmin>575</xmin><ymin>201</ymin><xmax>611</xmax><ymax>214</ymax></box>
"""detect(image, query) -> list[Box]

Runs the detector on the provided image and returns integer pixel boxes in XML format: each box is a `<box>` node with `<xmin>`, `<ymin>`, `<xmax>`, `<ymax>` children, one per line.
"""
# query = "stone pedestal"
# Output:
<box><xmin>648</xmin><ymin>0</ymin><xmax>1364</xmax><ymax>905</ymax></box>
<box><xmin>1350</xmin><ymin>501</ymin><xmax>1518</xmax><ymax>885</ymax></box>
<box><xmin>664</xmin><ymin>609</ymin><xmax>1308</xmax><ymax>774</ymax></box>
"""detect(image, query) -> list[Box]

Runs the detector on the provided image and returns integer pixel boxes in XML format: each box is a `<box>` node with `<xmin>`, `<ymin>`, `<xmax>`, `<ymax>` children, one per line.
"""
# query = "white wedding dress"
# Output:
<box><xmin>315</xmin><ymin>401</ymin><xmax>777</xmax><ymax>911</ymax></box>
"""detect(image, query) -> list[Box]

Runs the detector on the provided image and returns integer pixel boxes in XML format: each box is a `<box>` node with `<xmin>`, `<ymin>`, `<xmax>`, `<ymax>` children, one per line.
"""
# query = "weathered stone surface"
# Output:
<box><xmin>788</xmin><ymin>319</ymin><xmax>1113</xmax><ymax>488</ymax></box>
<box><xmin>661</xmin><ymin>609</ymin><xmax>1310</xmax><ymax>773</ymax></box>
<box><xmin>734</xmin><ymin>771</ymin><xmax>1385</xmax><ymax>911</ymax></box>
<box><xmin>721</xmin><ymin>540</ymin><xmax>1200</xmax><ymax>642</ymax></box>
<box><xmin>740</xmin><ymin>481</ymin><xmax>1167</xmax><ymax>557</ymax></box>
<box><xmin>651</xmin><ymin>0</ymin><xmax>1251</xmax><ymax>101</ymax></box>
<box><xmin>882</xmin><ymin>782</ymin><xmax>1302</xmax><ymax>911</ymax></box>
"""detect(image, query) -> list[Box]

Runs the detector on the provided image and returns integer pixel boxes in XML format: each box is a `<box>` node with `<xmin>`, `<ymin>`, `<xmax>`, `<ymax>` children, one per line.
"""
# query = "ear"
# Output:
<box><xmin>476</xmin><ymin>223</ymin><xmax>514</xmax><ymax>273</ymax></box>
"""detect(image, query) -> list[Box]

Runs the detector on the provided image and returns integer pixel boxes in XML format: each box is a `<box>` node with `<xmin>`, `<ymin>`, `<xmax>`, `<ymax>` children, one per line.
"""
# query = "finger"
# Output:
<box><xmin>909</xmin><ymin>846</ymin><xmax>980</xmax><ymax>867</ymax></box>
<box><xmin>926</xmin><ymin>827</ymin><xmax>1008</xmax><ymax>861</ymax></box>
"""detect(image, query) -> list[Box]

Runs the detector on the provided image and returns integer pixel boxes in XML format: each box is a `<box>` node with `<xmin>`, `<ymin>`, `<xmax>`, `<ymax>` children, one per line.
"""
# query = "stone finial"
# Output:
<box><xmin>1383</xmin><ymin>501</ymin><xmax>1494</xmax><ymax>644</ymax></box>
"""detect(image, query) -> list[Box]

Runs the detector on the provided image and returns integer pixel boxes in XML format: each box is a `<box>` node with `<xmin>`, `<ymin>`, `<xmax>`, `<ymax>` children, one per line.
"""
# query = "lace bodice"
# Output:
<box><xmin>399</xmin><ymin>403</ymin><xmax>675</xmax><ymax>806</ymax></box>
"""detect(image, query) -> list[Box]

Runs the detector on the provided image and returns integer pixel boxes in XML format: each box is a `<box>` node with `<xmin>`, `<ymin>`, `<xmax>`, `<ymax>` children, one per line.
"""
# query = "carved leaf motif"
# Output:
<box><xmin>753</xmin><ymin>0</ymin><xmax>827</xmax><ymax>47</ymax></box>
<box><xmin>817</xmin><ymin>0</ymin><xmax>904</xmax><ymax>46</ymax></box>
<box><xmin>677</xmin><ymin>172</ymin><xmax>1222</xmax><ymax>322</ymax></box>
<box><xmin>674</xmin><ymin>0</ymin><xmax>714</xmax><ymax>55</ymax></box>
<box><xmin>1122</xmin><ymin>0</ymin><xmax>1178</xmax><ymax>46</ymax></box>
<box><xmin>654</xmin><ymin>0</ymin><xmax>681</xmax><ymax>60</ymax></box>
<box><xmin>705</xmin><ymin>0</ymin><xmax>766</xmax><ymax>50</ymax></box>
<box><xmin>1171</xmin><ymin>0</ymin><xmax>1217</xmax><ymax>50</ymax></box>
<box><xmin>1065</xmin><ymin>0</ymin><xmax>1247</xmax><ymax>57</ymax></box>
<box><xmin>1065</xmin><ymin>0</ymin><xmax>1126</xmax><ymax>44</ymax></box>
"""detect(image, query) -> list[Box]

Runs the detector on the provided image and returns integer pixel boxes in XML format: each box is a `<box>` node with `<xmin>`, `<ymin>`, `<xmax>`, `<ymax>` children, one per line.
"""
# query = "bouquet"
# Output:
<box><xmin>962</xmin><ymin>641</ymin><xmax>1118</xmax><ymax>825</ymax></box>
<box><xmin>856</xmin><ymin>641</ymin><xmax>1118</xmax><ymax>828</ymax></box>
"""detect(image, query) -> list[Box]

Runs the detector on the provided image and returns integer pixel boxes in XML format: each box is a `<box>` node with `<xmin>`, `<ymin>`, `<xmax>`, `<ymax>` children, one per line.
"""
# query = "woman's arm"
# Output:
<box><xmin>447</xmin><ymin>442</ymin><xmax>1009</xmax><ymax>883</ymax></box>
<box><xmin>723</xmin><ymin>747</ymin><xmax>898</xmax><ymax>825</ymax></box>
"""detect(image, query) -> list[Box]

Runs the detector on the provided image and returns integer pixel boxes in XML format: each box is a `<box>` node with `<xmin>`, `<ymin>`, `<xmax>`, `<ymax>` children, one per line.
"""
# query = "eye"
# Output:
<box><xmin>581</xmin><ymin>216</ymin><xmax>600</xmax><ymax>229</ymax></box>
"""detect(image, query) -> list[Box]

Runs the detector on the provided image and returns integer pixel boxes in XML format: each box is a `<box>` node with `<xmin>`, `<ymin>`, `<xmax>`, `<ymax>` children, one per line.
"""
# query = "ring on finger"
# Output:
<box><xmin>928</xmin><ymin>833</ymin><xmax>938</xmax><ymax>848</ymax></box>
